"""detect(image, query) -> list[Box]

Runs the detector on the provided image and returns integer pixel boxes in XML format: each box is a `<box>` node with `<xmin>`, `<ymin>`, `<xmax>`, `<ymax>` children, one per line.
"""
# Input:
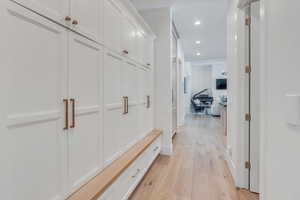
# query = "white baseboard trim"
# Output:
<box><xmin>225</xmin><ymin>148</ymin><xmax>237</xmax><ymax>184</ymax></box>
<box><xmin>160</xmin><ymin>145</ymin><xmax>173</xmax><ymax>156</ymax></box>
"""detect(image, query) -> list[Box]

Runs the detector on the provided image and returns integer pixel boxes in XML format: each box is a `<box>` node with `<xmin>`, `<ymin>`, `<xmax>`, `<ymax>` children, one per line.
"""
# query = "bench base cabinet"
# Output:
<box><xmin>98</xmin><ymin>136</ymin><xmax>161</xmax><ymax>200</ymax></box>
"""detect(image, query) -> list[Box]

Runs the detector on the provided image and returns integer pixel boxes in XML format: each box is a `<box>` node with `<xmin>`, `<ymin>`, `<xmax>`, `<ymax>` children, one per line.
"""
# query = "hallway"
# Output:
<box><xmin>130</xmin><ymin>114</ymin><xmax>259</xmax><ymax>200</ymax></box>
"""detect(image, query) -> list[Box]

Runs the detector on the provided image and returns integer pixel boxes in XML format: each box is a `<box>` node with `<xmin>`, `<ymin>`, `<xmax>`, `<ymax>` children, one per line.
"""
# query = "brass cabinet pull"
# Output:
<box><xmin>146</xmin><ymin>95</ymin><xmax>150</xmax><ymax>109</ymax></box>
<box><xmin>122</xmin><ymin>96</ymin><xmax>129</xmax><ymax>114</ymax></box>
<box><xmin>70</xmin><ymin>98</ymin><xmax>75</xmax><ymax>128</ymax></box>
<box><xmin>72</xmin><ymin>20</ymin><xmax>79</xmax><ymax>25</ymax></box>
<box><xmin>131</xmin><ymin>169</ymin><xmax>140</xmax><ymax>178</ymax></box>
<box><xmin>126</xmin><ymin>97</ymin><xmax>129</xmax><ymax>114</ymax></box>
<box><xmin>122</xmin><ymin>96</ymin><xmax>127</xmax><ymax>114</ymax></box>
<box><xmin>63</xmin><ymin>99</ymin><xmax>69</xmax><ymax>130</ymax></box>
<box><xmin>153</xmin><ymin>146</ymin><xmax>159</xmax><ymax>152</ymax></box>
<box><xmin>65</xmin><ymin>16</ymin><xmax>72</xmax><ymax>21</ymax></box>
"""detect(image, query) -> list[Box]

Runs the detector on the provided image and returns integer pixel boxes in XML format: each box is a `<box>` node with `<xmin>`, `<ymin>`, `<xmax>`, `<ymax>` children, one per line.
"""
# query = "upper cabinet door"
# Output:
<box><xmin>69</xmin><ymin>0</ymin><xmax>103</xmax><ymax>42</ymax></box>
<box><xmin>136</xmin><ymin>30</ymin><xmax>145</xmax><ymax>65</ymax></box>
<box><xmin>103</xmin><ymin>0</ymin><xmax>121</xmax><ymax>53</ymax></box>
<box><xmin>68</xmin><ymin>32</ymin><xmax>103</xmax><ymax>192</ymax></box>
<box><xmin>121</xmin><ymin>17</ymin><xmax>137</xmax><ymax>60</ymax></box>
<box><xmin>144</xmin><ymin>36</ymin><xmax>154</xmax><ymax>68</ymax></box>
<box><xmin>3</xmin><ymin>2</ymin><xmax>67</xmax><ymax>200</ymax></box>
<box><xmin>11</xmin><ymin>0</ymin><xmax>69</xmax><ymax>25</ymax></box>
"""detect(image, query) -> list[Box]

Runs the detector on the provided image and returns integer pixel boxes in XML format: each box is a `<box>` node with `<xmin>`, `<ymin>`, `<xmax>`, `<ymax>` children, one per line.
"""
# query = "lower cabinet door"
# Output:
<box><xmin>137</xmin><ymin>68</ymin><xmax>147</xmax><ymax>138</ymax></box>
<box><xmin>103</xmin><ymin>51</ymin><xmax>123</xmax><ymax>165</ymax></box>
<box><xmin>144</xmin><ymin>70</ymin><xmax>154</xmax><ymax>134</ymax></box>
<box><xmin>120</xmin><ymin>61</ymin><xmax>139</xmax><ymax>150</ymax></box>
<box><xmin>68</xmin><ymin>32</ymin><xmax>103</xmax><ymax>192</ymax></box>
<box><xmin>2</xmin><ymin>2</ymin><xmax>68</xmax><ymax>200</ymax></box>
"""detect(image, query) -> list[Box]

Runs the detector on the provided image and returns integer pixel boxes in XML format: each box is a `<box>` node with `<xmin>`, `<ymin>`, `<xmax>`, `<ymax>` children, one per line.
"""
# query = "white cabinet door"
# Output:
<box><xmin>69</xmin><ymin>0</ymin><xmax>103</xmax><ymax>42</ymax></box>
<box><xmin>11</xmin><ymin>0</ymin><xmax>69</xmax><ymax>25</ymax></box>
<box><xmin>136</xmin><ymin>31</ymin><xmax>146</xmax><ymax>65</ymax></box>
<box><xmin>103</xmin><ymin>51</ymin><xmax>123</xmax><ymax>165</ymax></box>
<box><xmin>144</xmin><ymin>69</ymin><xmax>153</xmax><ymax>133</ymax></box>
<box><xmin>121</xmin><ymin>17</ymin><xmax>137</xmax><ymax>60</ymax></box>
<box><xmin>3</xmin><ymin>3</ymin><xmax>67</xmax><ymax>200</ymax></box>
<box><xmin>137</xmin><ymin>68</ymin><xmax>153</xmax><ymax>136</ymax></box>
<box><xmin>144</xmin><ymin>36</ymin><xmax>154</xmax><ymax>68</ymax></box>
<box><xmin>103</xmin><ymin>0</ymin><xmax>121</xmax><ymax>53</ymax></box>
<box><xmin>137</xmin><ymin>68</ymin><xmax>147</xmax><ymax>137</ymax></box>
<box><xmin>68</xmin><ymin>32</ymin><xmax>103</xmax><ymax>192</ymax></box>
<box><xmin>121</xmin><ymin>61</ymin><xmax>139</xmax><ymax>147</ymax></box>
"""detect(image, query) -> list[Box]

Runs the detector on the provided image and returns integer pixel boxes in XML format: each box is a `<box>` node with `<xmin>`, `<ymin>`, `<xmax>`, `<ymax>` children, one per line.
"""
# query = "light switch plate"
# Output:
<box><xmin>286</xmin><ymin>94</ymin><xmax>300</xmax><ymax>125</ymax></box>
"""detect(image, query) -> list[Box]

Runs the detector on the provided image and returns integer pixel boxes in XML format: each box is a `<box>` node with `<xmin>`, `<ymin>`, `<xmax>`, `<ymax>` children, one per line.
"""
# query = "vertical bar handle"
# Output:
<box><xmin>70</xmin><ymin>98</ymin><xmax>75</xmax><ymax>128</ymax></box>
<box><xmin>123</xmin><ymin>96</ymin><xmax>127</xmax><ymax>115</ymax></box>
<box><xmin>146</xmin><ymin>95</ymin><xmax>150</xmax><ymax>109</ymax></box>
<box><xmin>63</xmin><ymin>99</ymin><xmax>69</xmax><ymax>130</ymax></box>
<box><xmin>126</xmin><ymin>97</ymin><xmax>129</xmax><ymax>114</ymax></box>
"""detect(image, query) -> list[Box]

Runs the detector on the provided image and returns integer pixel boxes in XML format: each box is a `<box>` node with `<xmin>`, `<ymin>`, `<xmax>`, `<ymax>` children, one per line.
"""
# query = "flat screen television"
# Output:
<box><xmin>216</xmin><ymin>79</ymin><xmax>227</xmax><ymax>90</ymax></box>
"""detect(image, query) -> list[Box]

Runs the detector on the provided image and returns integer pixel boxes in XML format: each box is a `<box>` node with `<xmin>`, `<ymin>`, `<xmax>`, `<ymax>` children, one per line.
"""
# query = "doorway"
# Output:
<box><xmin>172</xmin><ymin>27</ymin><xmax>179</xmax><ymax>137</ymax></box>
<box><xmin>241</xmin><ymin>0</ymin><xmax>260</xmax><ymax>193</ymax></box>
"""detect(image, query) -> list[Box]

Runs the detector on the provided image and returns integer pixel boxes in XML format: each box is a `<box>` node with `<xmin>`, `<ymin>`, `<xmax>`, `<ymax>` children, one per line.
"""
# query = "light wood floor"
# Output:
<box><xmin>129</xmin><ymin>114</ymin><xmax>259</xmax><ymax>200</ymax></box>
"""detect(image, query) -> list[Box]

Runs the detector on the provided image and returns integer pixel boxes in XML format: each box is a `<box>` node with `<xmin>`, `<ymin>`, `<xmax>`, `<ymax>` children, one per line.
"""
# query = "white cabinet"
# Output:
<box><xmin>144</xmin><ymin>36</ymin><xmax>154</xmax><ymax>68</ymax></box>
<box><xmin>121</xmin><ymin>17</ymin><xmax>137</xmax><ymax>60</ymax></box>
<box><xmin>136</xmin><ymin>30</ymin><xmax>146</xmax><ymax>65</ymax></box>
<box><xmin>103</xmin><ymin>0</ymin><xmax>121</xmax><ymax>53</ymax></box>
<box><xmin>3</xmin><ymin>3</ymin><xmax>67</xmax><ymax>200</ymax></box>
<box><xmin>69</xmin><ymin>0</ymin><xmax>103</xmax><ymax>42</ymax></box>
<box><xmin>121</xmin><ymin>61</ymin><xmax>139</xmax><ymax>147</ymax></box>
<box><xmin>136</xmin><ymin>33</ymin><xmax>154</xmax><ymax>67</ymax></box>
<box><xmin>3</xmin><ymin>0</ymin><xmax>155</xmax><ymax>199</ymax></box>
<box><xmin>144</xmin><ymin>69</ymin><xmax>154</xmax><ymax>133</ymax></box>
<box><xmin>3</xmin><ymin>2</ymin><xmax>104</xmax><ymax>199</ymax></box>
<box><xmin>11</xmin><ymin>0</ymin><xmax>69</xmax><ymax>24</ymax></box>
<box><xmin>67</xmin><ymin>32</ymin><xmax>103</xmax><ymax>191</ymax></box>
<box><xmin>103</xmin><ymin>51</ymin><xmax>123</xmax><ymax>165</ymax></box>
<box><xmin>97</xmin><ymin>136</ymin><xmax>162</xmax><ymax>200</ymax></box>
<box><xmin>103</xmin><ymin>53</ymin><xmax>140</xmax><ymax>166</ymax></box>
<box><xmin>138</xmin><ymin>68</ymin><xmax>154</xmax><ymax>137</ymax></box>
<box><xmin>11</xmin><ymin>0</ymin><xmax>103</xmax><ymax>42</ymax></box>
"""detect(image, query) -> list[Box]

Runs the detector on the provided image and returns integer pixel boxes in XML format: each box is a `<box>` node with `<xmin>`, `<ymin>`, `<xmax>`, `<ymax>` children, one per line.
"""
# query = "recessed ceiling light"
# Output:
<box><xmin>196</xmin><ymin>52</ymin><xmax>201</xmax><ymax>56</ymax></box>
<box><xmin>194</xmin><ymin>20</ymin><xmax>201</xmax><ymax>26</ymax></box>
<box><xmin>195</xmin><ymin>41</ymin><xmax>201</xmax><ymax>44</ymax></box>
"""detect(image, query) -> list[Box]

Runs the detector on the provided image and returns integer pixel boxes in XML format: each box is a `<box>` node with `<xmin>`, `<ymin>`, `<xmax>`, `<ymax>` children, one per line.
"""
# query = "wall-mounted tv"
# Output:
<box><xmin>216</xmin><ymin>79</ymin><xmax>227</xmax><ymax>90</ymax></box>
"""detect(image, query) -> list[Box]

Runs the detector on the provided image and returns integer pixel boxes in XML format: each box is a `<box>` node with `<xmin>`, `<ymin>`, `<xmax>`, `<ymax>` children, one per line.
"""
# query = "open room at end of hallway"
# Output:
<box><xmin>186</xmin><ymin>62</ymin><xmax>227</xmax><ymax>116</ymax></box>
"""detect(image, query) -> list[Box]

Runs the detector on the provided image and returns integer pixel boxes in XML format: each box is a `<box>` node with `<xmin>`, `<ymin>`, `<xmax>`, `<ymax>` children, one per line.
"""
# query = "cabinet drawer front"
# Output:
<box><xmin>148</xmin><ymin>136</ymin><xmax>162</xmax><ymax>162</ymax></box>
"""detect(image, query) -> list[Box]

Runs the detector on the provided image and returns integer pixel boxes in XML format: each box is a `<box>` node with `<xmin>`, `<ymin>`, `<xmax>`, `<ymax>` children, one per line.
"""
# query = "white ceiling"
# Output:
<box><xmin>130</xmin><ymin>0</ymin><xmax>228</xmax><ymax>62</ymax></box>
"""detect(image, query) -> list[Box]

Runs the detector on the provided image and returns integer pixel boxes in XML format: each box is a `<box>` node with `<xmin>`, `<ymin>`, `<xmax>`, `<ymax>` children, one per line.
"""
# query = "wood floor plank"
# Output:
<box><xmin>129</xmin><ymin>114</ymin><xmax>259</xmax><ymax>200</ymax></box>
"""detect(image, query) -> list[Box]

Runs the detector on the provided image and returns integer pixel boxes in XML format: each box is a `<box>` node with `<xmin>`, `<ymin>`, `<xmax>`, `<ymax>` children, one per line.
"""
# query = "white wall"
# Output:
<box><xmin>177</xmin><ymin>40</ymin><xmax>185</xmax><ymax>126</ymax></box>
<box><xmin>184</xmin><ymin>62</ymin><xmax>192</xmax><ymax>114</ymax></box>
<box><xmin>211</xmin><ymin>63</ymin><xmax>228</xmax><ymax>100</ymax></box>
<box><xmin>226</xmin><ymin>0</ymin><xmax>245</xmax><ymax>187</ymax></box>
<box><xmin>141</xmin><ymin>7</ymin><xmax>173</xmax><ymax>155</ymax></box>
<box><xmin>191</xmin><ymin>65</ymin><xmax>212</xmax><ymax>95</ymax></box>
<box><xmin>259</xmin><ymin>0</ymin><xmax>300</xmax><ymax>199</ymax></box>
